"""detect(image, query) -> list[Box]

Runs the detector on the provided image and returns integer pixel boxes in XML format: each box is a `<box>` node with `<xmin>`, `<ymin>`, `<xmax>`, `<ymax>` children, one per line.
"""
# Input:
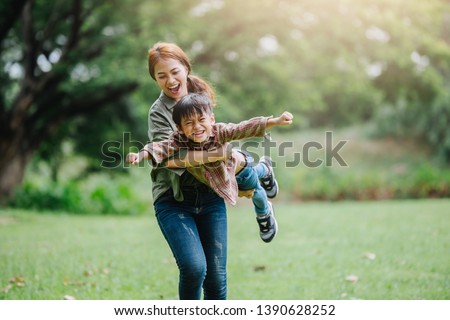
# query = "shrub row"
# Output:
<box><xmin>289</xmin><ymin>164</ymin><xmax>450</xmax><ymax>201</ymax></box>
<box><xmin>8</xmin><ymin>163</ymin><xmax>449</xmax><ymax>214</ymax></box>
<box><xmin>10</xmin><ymin>177</ymin><xmax>149</xmax><ymax>215</ymax></box>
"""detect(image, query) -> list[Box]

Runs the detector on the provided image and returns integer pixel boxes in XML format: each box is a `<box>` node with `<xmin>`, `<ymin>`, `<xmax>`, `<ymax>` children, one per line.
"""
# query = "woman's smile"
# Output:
<box><xmin>169</xmin><ymin>83</ymin><xmax>181</xmax><ymax>94</ymax></box>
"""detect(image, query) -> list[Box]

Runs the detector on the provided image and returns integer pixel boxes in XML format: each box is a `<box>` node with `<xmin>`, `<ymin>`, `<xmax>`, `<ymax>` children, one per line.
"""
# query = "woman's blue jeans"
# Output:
<box><xmin>154</xmin><ymin>185</ymin><xmax>227</xmax><ymax>300</ymax></box>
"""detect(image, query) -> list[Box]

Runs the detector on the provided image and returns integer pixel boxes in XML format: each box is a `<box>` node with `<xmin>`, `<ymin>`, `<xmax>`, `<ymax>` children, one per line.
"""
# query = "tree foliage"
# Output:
<box><xmin>2</xmin><ymin>0</ymin><xmax>450</xmax><ymax>202</ymax></box>
<box><xmin>135</xmin><ymin>0</ymin><xmax>449</xmax><ymax>159</ymax></box>
<box><xmin>0</xmin><ymin>0</ymin><xmax>145</xmax><ymax>201</ymax></box>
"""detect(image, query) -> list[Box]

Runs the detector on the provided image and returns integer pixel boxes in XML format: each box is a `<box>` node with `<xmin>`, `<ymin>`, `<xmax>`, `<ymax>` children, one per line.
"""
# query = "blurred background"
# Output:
<box><xmin>1</xmin><ymin>0</ymin><xmax>449</xmax><ymax>215</ymax></box>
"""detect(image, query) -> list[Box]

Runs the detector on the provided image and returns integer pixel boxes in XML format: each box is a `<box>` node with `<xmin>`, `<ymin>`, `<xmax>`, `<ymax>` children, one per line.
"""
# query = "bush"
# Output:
<box><xmin>407</xmin><ymin>164</ymin><xmax>450</xmax><ymax>198</ymax></box>
<box><xmin>372</xmin><ymin>92</ymin><xmax>450</xmax><ymax>164</ymax></box>
<box><xmin>287</xmin><ymin>164</ymin><xmax>450</xmax><ymax>201</ymax></box>
<box><xmin>11</xmin><ymin>181</ymin><xmax>83</xmax><ymax>212</ymax></box>
<box><xmin>10</xmin><ymin>175</ymin><xmax>149</xmax><ymax>215</ymax></box>
<box><xmin>293</xmin><ymin>167</ymin><xmax>394</xmax><ymax>201</ymax></box>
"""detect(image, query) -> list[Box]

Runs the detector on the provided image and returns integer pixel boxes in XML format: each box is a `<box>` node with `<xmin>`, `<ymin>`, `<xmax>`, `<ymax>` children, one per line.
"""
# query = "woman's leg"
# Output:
<box><xmin>195</xmin><ymin>190</ymin><xmax>228</xmax><ymax>300</ymax></box>
<box><xmin>155</xmin><ymin>193</ymin><xmax>207</xmax><ymax>300</ymax></box>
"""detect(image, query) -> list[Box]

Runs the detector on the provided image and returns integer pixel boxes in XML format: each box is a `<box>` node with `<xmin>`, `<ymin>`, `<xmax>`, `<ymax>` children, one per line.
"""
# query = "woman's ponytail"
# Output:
<box><xmin>187</xmin><ymin>75</ymin><xmax>217</xmax><ymax>108</ymax></box>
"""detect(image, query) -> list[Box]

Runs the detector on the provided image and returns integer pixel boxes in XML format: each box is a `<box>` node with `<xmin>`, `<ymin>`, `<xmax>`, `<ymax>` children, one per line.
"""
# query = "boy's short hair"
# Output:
<box><xmin>172</xmin><ymin>93</ymin><xmax>213</xmax><ymax>127</ymax></box>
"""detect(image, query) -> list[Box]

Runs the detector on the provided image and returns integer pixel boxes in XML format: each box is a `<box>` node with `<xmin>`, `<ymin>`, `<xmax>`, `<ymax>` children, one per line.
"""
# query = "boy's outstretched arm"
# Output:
<box><xmin>127</xmin><ymin>142</ymin><xmax>232</xmax><ymax>168</ymax></box>
<box><xmin>165</xmin><ymin>143</ymin><xmax>233</xmax><ymax>168</ymax></box>
<box><xmin>266</xmin><ymin>111</ymin><xmax>294</xmax><ymax>130</ymax></box>
<box><xmin>127</xmin><ymin>138</ymin><xmax>180</xmax><ymax>166</ymax></box>
<box><xmin>126</xmin><ymin>148</ymin><xmax>151</xmax><ymax>165</ymax></box>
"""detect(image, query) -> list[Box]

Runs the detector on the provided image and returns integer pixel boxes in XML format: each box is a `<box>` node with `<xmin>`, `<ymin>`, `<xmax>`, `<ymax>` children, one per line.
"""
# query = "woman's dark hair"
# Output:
<box><xmin>148</xmin><ymin>42</ymin><xmax>216</xmax><ymax>106</ymax></box>
<box><xmin>172</xmin><ymin>93</ymin><xmax>213</xmax><ymax>127</ymax></box>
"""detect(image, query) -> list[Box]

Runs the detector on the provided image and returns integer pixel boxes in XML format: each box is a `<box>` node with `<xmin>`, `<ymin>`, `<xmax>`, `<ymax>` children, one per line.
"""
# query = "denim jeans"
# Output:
<box><xmin>235</xmin><ymin>154</ymin><xmax>270</xmax><ymax>215</ymax></box>
<box><xmin>154</xmin><ymin>185</ymin><xmax>227</xmax><ymax>300</ymax></box>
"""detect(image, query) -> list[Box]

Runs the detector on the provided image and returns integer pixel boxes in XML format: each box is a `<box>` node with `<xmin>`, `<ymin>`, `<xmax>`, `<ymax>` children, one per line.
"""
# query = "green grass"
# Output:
<box><xmin>1</xmin><ymin>199</ymin><xmax>449</xmax><ymax>300</ymax></box>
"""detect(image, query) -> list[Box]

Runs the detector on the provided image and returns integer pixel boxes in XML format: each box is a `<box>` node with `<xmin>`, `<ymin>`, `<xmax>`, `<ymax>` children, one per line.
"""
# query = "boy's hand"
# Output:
<box><xmin>266</xmin><ymin>111</ymin><xmax>294</xmax><ymax>130</ymax></box>
<box><xmin>274</xmin><ymin>111</ymin><xmax>294</xmax><ymax>126</ymax></box>
<box><xmin>126</xmin><ymin>152</ymin><xmax>141</xmax><ymax>165</ymax></box>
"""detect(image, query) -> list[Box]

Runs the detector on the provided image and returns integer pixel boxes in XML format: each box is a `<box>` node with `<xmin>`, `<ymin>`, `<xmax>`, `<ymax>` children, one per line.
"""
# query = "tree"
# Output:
<box><xmin>0</xmin><ymin>0</ymin><xmax>142</xmax><ymax>202</ymax></box>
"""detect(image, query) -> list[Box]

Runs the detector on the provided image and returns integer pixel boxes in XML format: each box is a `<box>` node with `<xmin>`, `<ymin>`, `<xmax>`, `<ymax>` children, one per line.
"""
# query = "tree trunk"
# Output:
<box><xmin>0</xmin><ymin>148</ymin><xmax>32</xmax><ymax>204</ymax></box>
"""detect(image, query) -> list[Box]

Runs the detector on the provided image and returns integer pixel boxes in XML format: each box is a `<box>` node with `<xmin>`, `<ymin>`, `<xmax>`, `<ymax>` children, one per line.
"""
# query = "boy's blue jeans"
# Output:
<box><xmin>235</xmin><ymin>153</ymin><xmax>270</xmax><ymax>216</ymax></box>
<box><xmin>154</xmin><ymin>185</ymin><xmax>227</xmax><ymax>300</ymax></box>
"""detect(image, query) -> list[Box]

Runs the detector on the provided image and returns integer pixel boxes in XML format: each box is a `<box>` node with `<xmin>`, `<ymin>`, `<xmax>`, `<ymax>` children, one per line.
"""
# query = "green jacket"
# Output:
<box><xmin>148</xmin><ymin>92</ymin><xmax>202</xmax><ymax>202</ymax></box>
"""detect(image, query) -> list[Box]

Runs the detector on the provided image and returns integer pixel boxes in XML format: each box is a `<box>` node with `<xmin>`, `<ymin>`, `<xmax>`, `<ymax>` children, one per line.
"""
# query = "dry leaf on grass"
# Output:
<box><xmin>9</xmin><ymin>276</ymin><xmax>25</xmax><ymax>287</ymax></box>
<box><xmin>63</xmin><ymin>278</ymin><xmax>85</xmax><ymax>286</ymax></box>
<box><xmin>363</xmin><ymin>252</ymin><xmax>376</xmax><ymax>260</ymax></box>
<box><xmin>345</xmin><ymin>274</ymin><xmax>359</xmax><ymax>283</ymax></box>
<box><xmin>253</xmin><ymin>265</ymin><xmax>266</xmax><ymax>272</ymax></box>
<box><xmin>84</xmin><ymin>270</ymin><xmax>94</xmax><ymax>277</ymax></box>
<box><xmin>1</xmin><ymin>284</ymin><xmax>13</xmax><ymax>293</ymax></box>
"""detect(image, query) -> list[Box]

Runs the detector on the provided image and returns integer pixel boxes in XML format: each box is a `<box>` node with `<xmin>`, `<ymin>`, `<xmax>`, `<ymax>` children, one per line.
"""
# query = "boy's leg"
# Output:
<box><xmin>253</xmin><ymin>160</ymin><xmax>269</xmax><ymax>179</ymax></box>
<box><xmin>251</xmin><ymin>181</ymin><xmax>270</xmax><ymax>215</ymax></box>
<box><xmin>236</xmin><ymin>162</ymin><xmax>278</xmax><ymax>243</ymax></box>
<box><xmin>236</xmin><ymin>159</ymin><xmax>267</xmax><ymax>214</ymax></box>
<box><xmin>253</xmin><ymin>183</ymin><xmax>278</xmax><ymax>243</ymax></box>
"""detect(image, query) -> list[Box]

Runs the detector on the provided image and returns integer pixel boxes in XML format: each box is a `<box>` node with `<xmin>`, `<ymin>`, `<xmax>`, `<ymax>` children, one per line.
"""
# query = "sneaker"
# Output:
<box><xmin>259</xmin><ymin>156</ymin><xmax>279</xmax><ymax>199</ymax></box>
<box><xmin>256</xmin><ymin>201</ymin><xmax>278</xmax><ymax>243</ymax></box>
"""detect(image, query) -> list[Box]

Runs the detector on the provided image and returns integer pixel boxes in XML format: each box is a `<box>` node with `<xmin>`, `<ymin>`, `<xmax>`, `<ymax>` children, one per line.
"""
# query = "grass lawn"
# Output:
<box><xmin>0</xmin><ymin>199</ymin><xmax>449</xmax><ymax>300</ymax></box>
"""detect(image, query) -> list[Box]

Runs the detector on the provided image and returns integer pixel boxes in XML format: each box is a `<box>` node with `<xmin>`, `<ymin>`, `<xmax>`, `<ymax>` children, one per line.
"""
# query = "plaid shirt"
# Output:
<box><xmin>146</xmin><ymin>116</ymin><xmax>268</xmax><ymax>205</ymax></box>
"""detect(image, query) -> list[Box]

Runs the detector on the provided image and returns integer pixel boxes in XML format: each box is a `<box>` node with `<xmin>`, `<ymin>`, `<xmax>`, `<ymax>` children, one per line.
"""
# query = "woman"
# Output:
<box><xmin>146</xmin><ymin>42</ymin><xmax>228</xmax><ymax>300</ymax></box>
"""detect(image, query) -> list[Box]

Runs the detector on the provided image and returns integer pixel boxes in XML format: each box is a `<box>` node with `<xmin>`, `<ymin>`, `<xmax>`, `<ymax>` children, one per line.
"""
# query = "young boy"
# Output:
<box><xmin>127</xmin><ymin>93</ymin><xmax>293</xmax><ymax>242</ymax></box>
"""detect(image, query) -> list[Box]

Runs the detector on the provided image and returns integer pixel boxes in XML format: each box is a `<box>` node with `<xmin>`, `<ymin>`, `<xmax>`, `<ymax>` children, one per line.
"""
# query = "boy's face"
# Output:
<box><xmin>177</xmin><ymin>112</ymin><xmax>215</xmax><ymax>143</ymax></box>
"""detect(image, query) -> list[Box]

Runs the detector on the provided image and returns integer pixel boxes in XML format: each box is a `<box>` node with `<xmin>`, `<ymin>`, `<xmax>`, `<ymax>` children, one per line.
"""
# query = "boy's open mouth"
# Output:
<box><xmin>193</xmin><ymin>130</ymin><xmax>205</xmax><ymax>137</ymax></box>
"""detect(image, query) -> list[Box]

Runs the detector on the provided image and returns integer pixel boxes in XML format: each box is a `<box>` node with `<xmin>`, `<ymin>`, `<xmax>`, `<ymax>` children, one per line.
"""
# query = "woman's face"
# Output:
<box><xmin>154</xmin><ymin>58</ymin><xmax>189</xmax><ymax>101</ymax></box>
